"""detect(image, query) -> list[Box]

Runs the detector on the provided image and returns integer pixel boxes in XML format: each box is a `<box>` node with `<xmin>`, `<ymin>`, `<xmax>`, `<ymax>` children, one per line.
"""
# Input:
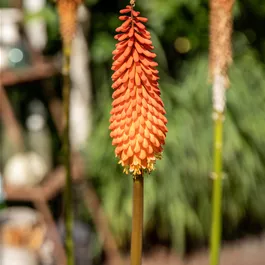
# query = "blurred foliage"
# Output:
<box><xmin>87</xmin><ymin>50</ymin><xmax>265</xmax><ymax>252</ymax></box>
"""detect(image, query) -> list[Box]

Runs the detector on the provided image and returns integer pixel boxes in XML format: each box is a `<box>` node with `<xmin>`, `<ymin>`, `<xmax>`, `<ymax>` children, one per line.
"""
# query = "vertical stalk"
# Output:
<box><xmin>62</xmin><ymin>44</ymin><xmax>74</xmax><ymax>265</ymax></box>
<box><xmin>130</xmin><ymin>173</ymin><xmax>144</xmax><ymax>265</ymax></box>
<box><xmin>210</xmin><ymin>111</ymin><xmax>224</xmax><ymax>265</ymax></box>
<box><xmin>209</xmin><ymin>0</ymin><xmax>234</xmax><ymax>264</ymax></box>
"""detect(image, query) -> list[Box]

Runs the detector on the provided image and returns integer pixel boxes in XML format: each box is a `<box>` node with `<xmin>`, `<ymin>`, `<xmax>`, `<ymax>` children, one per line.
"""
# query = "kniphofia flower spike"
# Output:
<box><xmin>110</xmin><ymin>5</ymin><xmax>168</xmax><ymax>175</ymax></box>
<box><xmin>57</xmin><ymin>0</ymin><xmax>83</xmax><ymax>44</ymax></box>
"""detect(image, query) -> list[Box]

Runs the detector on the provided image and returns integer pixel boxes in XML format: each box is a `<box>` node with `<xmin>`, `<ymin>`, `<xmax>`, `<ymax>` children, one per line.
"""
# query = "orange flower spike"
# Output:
<box><xmin>110</xmin><ymin>4</ymin><xmax>168</xmax><ymax>175</ymax></box>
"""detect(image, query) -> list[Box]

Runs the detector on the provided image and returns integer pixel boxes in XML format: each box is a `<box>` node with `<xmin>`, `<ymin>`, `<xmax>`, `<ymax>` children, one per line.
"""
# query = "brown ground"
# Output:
<box><xmin>125</xmin><ymin>234</ymin><xmax>265</xmax><ymax>265</ymax></box>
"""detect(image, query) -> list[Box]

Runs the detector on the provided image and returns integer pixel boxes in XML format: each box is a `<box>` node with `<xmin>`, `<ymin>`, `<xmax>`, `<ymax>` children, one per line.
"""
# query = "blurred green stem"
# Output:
<box><xmin>62</xmin><ymin>44</ymin><xmax>74</xmax><ymax>265</ymax></box>
<box><xmin>210</xmin><ymin>111</ymin><xmax>224</xmax><ymax>265</ymax></box>
<box><xmin>130</xmin><ymin>173</ymin><xmax>144</xmax><ymax>265</ymax></box>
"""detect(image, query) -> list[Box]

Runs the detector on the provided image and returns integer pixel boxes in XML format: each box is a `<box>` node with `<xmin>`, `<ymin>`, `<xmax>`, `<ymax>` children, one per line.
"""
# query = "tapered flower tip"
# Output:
<box><xmin>57</xmin><ymin>0</ymin><xmax>83</xmax><ymax>44</ymax></box>
<box><xmin>110</xmin><ymin>5</ymin><xmax>168</xmax><ymax>175</ymax></box>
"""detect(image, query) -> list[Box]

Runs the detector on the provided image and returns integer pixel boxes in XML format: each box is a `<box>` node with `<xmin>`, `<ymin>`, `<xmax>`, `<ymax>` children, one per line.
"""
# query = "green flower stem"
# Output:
<box><xmin>130</xmin><ymin>173</ymin><xmax>144</xmax><ymax>265</ymax></box>
<box><xmin>210</xmin><ymin>111</ymin><xmax>224</xmax><ymax>265</ymax></box>
<box><xmin>62</xmin><ymin>44</ymin><xmax>74</xmax><ymax>265</ymax></box>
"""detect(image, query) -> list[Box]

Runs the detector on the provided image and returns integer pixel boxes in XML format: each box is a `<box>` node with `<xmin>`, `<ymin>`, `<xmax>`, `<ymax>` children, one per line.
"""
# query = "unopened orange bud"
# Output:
<box><xmin>57</xmin><ymin>0</ymin><xmax>83</xmax><ymax>44</ymax></box>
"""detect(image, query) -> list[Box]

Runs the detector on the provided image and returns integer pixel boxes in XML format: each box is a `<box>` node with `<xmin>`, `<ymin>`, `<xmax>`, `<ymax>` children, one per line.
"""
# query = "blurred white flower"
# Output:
<box><xmin>4</xmin><ymin>152</ymin><xmax>48</xmax><ymax>187</ymax></box>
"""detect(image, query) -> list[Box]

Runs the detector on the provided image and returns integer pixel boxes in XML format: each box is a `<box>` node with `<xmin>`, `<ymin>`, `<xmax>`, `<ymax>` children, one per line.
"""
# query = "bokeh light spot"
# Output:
<box><xmin>174</xmin><ymin>37</ymin><xmax>191</xmax><ymax>54</ymax></box>
<box><xmin>8</xmin><ymin>48</ymin><xmax>23</xmax><ymax>63</ymax></box>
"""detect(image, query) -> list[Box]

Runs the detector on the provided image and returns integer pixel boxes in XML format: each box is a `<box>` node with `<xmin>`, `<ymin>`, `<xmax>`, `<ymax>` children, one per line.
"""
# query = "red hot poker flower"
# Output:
<box><xmin>109</xmin><ymin>5</ymin><xmax>168</xmax><ymax>175</ymax></box>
